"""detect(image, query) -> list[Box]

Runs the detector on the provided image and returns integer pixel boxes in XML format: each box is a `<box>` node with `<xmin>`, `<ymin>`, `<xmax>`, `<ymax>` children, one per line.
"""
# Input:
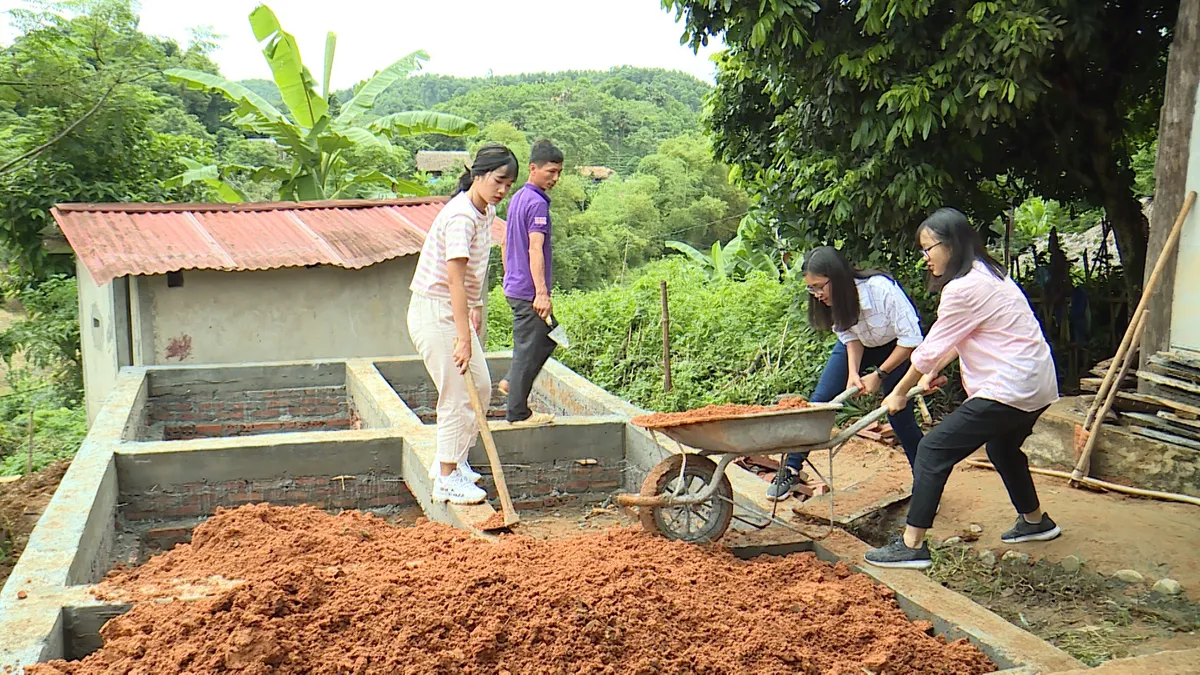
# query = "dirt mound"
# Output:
<box><xmin>31</xmin><ymin>504</ymin><xmax>994</xmax><ymax>675</ymax></box>
<box><xmin>1</xmin><ymin>460</ymin><xmax>69</xmax><ymax>588</ymax></box>
<box><xmin>633</xmin><ymin>397</ymin><xmax>812</xmax><ymax>429</ymax></box>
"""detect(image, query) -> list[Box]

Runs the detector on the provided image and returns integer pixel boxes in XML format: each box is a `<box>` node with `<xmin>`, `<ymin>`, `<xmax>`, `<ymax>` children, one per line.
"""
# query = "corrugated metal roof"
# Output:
<box><xmin>51</xmin><ymin>197</ymin><xmax>506</xmax><ymax>286</ymax></box>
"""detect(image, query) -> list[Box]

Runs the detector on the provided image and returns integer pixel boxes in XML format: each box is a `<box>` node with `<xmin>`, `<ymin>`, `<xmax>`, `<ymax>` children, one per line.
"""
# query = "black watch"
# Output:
<box><xmin>873</xmin><ymin>367</ymin><xmax>890</xmax><ymax>378</ymax></box>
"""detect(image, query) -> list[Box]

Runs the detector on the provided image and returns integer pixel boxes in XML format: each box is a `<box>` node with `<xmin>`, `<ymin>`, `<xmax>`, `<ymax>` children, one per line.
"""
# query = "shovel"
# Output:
<box><xmin>545</xmin><ymin>315</ymin><xmax>570</xmax><ymax>349</ymax></box>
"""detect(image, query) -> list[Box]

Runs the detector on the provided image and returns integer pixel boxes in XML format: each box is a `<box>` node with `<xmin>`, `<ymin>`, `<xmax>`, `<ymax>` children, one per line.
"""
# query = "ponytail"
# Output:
<box><xmin>449</xmin><ymin>143</ymin><xmax>519</xmax><ymax>197</ymax></box>
<box><xmin>452</xmin><ymin>167</ymin><xmax>473</xmax><ymax>197</ymax></box>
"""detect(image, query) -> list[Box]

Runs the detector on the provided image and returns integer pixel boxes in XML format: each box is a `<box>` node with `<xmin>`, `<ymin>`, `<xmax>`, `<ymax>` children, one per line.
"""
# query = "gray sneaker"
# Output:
<box><xmin>766</xmin><ymin>468</ymin><xmax>798</xmax><ymax>501</ymax></box>
<box><xmin>1001</xmin><ymin>514</ymin><xmax>1061</xmax><ymax>543</ymax></box>
<box><xmin>864</xmin><ymin>535</ymin><xmax>933</xmax><ymax>569</ymax></box>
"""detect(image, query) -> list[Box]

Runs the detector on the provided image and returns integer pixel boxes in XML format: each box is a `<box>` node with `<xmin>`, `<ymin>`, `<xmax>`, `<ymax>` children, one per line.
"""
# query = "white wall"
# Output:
<box><xmin>1170</xmin><ymin>84</ymin><xmax>1200</xmax><ymax>351</ymax></box>
<box><xmin>133</xmin><ymin>258</ymin><xmax>422</xmax><ymax>365</ymax></box>
<box><xmin>77</xmin><ymin>261</ymin><xmax>119</xmax><ymax>424</ymax></box>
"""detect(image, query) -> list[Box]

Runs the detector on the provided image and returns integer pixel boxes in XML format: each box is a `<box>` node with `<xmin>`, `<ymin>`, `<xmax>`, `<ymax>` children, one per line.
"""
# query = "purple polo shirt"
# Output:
<box><xmin>502</xmin><ymin>183</ymin><xmax>552</xmax><ymax>301</ymax></box>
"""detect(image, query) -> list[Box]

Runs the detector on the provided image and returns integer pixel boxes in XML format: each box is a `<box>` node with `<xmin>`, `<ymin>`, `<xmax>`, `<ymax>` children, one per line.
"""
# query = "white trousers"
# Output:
<box><xmin>406</xmin><ymin>293</ymin><xmax>491</xmax><ymax>469</ymax></box>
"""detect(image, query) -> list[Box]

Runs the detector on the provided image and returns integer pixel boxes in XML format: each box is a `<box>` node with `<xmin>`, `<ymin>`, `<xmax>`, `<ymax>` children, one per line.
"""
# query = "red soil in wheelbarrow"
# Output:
<box><xmin>632</xmin><ymin>397</ymin><xmax>812</xmax><ymax>429</ymax></box>
<box><xmin>30</xmin><ymin>504</ymin><xmax>994</xmax><ymax>675</ymax></box>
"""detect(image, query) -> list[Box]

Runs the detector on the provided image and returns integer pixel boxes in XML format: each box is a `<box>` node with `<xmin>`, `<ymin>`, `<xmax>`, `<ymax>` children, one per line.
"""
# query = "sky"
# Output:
<box><xmin>0</xmin><ymin>0</ymin><xmax>724</xmax><ymax>88</ymax></box>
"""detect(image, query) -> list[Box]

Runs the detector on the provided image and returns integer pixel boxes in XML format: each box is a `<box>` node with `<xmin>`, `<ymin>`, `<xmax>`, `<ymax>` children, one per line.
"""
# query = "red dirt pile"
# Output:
<box><xmin>632</xmin><ymin>396</ymin><xmax>812</xmax><ymax>429</ymax></box>
<box><xmin>30</xmin><ymin>504</ymin><xmax>994</xmax><ymax>675</ymax></box>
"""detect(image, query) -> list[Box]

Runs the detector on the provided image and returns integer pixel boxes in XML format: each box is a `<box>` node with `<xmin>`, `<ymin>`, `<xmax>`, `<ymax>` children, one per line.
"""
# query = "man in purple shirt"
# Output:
<box><xmin>498</xmin><ymin>140</ymin><xmax>563</xmax><ymax>426</ymax></box>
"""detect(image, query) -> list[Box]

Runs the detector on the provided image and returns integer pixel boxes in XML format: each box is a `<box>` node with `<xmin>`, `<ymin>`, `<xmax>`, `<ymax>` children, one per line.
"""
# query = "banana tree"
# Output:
<box><xmin>666</xmin><ymin>236</ymin><xmax>781</xmax><ymax>281</ymax></box>
<box><xmin>164</xmin><ymin>4</ymin><xmax>477</xmax><ymax>202</ymax></box>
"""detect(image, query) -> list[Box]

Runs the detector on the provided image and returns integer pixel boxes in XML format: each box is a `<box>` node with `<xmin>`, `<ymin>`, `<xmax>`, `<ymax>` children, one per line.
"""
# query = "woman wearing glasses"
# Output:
<box><xmin>865</xmin><ymin>208</ymin><xmax>1061</xmax><ymax>569</ymax></box>
<box><xmin>767</xmin><ymin>246</ymin><xmax>925</xmax><ymax>501</ymax></box>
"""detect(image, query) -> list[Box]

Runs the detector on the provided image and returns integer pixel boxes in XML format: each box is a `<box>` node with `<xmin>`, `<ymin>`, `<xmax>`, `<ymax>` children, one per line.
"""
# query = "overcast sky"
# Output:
<box><xmin>1</xmin><ymin>0</ymin><xmax>723</xmax><ymax>88</ymax></box>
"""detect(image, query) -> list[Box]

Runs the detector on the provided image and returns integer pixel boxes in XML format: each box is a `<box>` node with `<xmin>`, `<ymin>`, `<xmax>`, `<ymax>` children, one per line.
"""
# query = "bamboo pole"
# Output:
<box><xmin>966</xmin><ymin>459</ymin><xmax>1200</xmax><ymax>507</ymax></box>
<box><xmin>661</xmin><ymin>281</ymin><xmax>672</xmax><ymax>393</ymax></box>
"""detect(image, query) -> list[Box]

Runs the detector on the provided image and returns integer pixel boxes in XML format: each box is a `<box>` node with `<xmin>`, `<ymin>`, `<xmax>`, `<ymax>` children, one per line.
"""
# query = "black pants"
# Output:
<box><xmin>504</xmin><ymin>296</ymin><xmax>557</xmax><ymax>422</ymax></box>
<box><xmin>907</xmin><ymin>398</ymin><xmax>1048</xmax><ymax>529</ymax></box>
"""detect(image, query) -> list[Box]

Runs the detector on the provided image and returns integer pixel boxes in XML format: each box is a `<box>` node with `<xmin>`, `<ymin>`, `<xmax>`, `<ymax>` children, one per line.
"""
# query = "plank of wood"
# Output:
<box><xmin>1158</xmin><ymin>411</ymin><xmax>1200</xmax><ymax>429</ymax></box>
<box><xmin>1122</xmin><ymin>412</ymin><xmax>1200</xmax><ymax>441</ymax></box>
<box><xmin>1129</xmin><ymin>425</ymin><xmax>1200</xmax><ymax>452</ymax></box>
<box><xmin>1104</xmin><ymin>393</ymin><xmax>1167</xmax><ymax>416</ymax></box>
<box><xmin>1148</xmin><ymin>354</ymin><xmax>1200</xmax><ymax>383</ymax></box>
<box><xmin>1138</xmin><ymin>370</ymin><xmax>1200</xmax><ymax>396</ymax></box>
<box><xmin>1162</xmin><ymin>349</ymin><xmax>1200</xmax><ymax>370</ymax></box>
<box><xmin>1116</xmin><ymin>391</ymin><xmax>1200</xmax><ymax>417</ymax></box>
<box><xmin>1080</xmin><ymin>377</ymin><xmax>1136</xmax><ymax>393</ymax></box>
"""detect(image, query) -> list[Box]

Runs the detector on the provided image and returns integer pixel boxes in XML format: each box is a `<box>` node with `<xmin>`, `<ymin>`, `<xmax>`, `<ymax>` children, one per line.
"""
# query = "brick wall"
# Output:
<box><xmin>477</xmin><ymin>456</ymin><xmax>627</xmax><ymax>509</ymax></box>
<box><xmin>120</xmin><ymin>473</ymin><xmax>414</xmax><ymax>521</ymax></box>
<box><xmin>142</xmin><ymin>386</ymin><xmax>357</xmax><ymax>440</ymax></box>
<box><xmin>393</xmin><ymin>382</ymin><xmax>507</xmax><ymax>424</ymax></box>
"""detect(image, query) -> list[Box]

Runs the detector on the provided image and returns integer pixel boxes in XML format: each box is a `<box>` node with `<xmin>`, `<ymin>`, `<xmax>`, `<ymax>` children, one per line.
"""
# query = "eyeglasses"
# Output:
<box><xmin>920</xmin><ymin>242</ymin><xmax>943</xmax><ymax>260</ymax></box>
<box><xmin>806</xmin><ymin>279</ymin><xmax>829</xmax><ymax>296</ymax></box>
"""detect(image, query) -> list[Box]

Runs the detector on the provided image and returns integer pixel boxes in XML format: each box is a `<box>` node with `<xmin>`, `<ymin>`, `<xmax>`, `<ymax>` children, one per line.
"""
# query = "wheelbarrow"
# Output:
<box><xmin>617</xmin><ymin>386</ymin><xmax>923</xmax><ymax>543</ymax></box>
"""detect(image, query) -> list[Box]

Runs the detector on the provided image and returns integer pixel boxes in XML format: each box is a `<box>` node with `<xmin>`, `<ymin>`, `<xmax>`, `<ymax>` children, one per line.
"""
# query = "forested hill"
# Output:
<box><xmin>241</xmin><ymin>67</ymin><xmax>712</xmax><ymax>175</ymax></box>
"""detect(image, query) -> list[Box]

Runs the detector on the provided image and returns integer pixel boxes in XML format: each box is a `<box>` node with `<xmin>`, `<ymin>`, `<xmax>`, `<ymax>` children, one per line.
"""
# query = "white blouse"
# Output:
<box><xmin>833</xmin><ymin>276</ymin><xmax>924</xmax><ymax>349</ymax></box>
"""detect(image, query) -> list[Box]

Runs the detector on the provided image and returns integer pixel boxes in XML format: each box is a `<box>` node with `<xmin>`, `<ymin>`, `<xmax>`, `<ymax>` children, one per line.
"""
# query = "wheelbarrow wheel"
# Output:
<box><xmin>639</xmin><ymin>454</ymin><xmax>734</xmax><ymax>543</ymax></box>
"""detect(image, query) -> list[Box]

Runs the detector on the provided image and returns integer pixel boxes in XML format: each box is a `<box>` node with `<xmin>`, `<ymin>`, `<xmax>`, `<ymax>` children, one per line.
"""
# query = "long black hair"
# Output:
<box><xmin>917</xmin><ymin>207</ymin><xmax>1006</xmax><ymax>292</ymax></box>
<box><xmin>803</xmin><ymin>246</ymin><xmax>893</xmax><ymax>332</ymax></box>
<box><xmin>452</xmin><ymin>143</ymin><xmax>519</xmax><ymax>197</ymax></box>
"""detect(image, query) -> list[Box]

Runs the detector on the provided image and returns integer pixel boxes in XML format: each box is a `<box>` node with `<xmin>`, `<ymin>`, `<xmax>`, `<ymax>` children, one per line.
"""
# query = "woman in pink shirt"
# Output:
<box><xmin>865</xmin><ymin>208</ymin><xmax>1062</xmax><ymax>569</ymax></box>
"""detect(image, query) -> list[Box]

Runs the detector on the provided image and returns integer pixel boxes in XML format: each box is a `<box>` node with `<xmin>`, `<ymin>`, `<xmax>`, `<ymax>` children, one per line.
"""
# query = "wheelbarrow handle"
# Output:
<box><xmin>828</xmin><ymin>385</ymin><xmax>926</xmax><ymax>446</ymax></box>
<box><xmin>830</xmin><ymin>387</ymin><xmax>859</xmax><ymax>405</ymax></box>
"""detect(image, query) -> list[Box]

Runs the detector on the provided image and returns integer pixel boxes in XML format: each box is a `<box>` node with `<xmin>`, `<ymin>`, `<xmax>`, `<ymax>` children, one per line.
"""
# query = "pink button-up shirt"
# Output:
<box><xmin>911</xmin><ymin>261</ymin><xmax>1058</xmax><ymax>412</ymax></box>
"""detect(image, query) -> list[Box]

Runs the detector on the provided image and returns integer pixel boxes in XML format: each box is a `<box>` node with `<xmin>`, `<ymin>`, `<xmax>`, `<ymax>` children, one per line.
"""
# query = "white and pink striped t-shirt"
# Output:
<box><xmin>409</xmin><ymin>192</ymin><xmax>494</xmax><ymax>308</ymax></box>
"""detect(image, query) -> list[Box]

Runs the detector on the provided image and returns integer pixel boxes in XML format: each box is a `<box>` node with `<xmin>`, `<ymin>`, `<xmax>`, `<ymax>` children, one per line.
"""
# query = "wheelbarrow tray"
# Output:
<box><xmin>644</xmin><ymin>403</ymin><xmax>842</xmax><ymax>455</ymax></box>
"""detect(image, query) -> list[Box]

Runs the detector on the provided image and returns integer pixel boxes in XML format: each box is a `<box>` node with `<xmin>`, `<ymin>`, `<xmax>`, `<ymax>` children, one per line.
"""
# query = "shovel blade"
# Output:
<box><xmin>548</xmin><ymin>325</ymin><xmax>570</xmax><ymax>348</ymax></box>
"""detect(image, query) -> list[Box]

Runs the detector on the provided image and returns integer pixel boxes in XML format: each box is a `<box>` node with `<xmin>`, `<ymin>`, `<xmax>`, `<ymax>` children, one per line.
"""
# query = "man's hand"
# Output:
<box><xmin>470</xmin><ymin>307</ymin><xmax>483</xmax><ymax>335</ymax></box>
<box><xmin>533</xmin><ymin>292</ymin><xmax>552</xmax><ymax>320</ymax></box>
<box><xmin>860</xmin><ymin>371</ymin><xmax>883</xmax><ymax>395</ymax></box>
<box><xmin>453</xmin><ymin>336</ymin><xmax>472</xmax><ymax>375</ymax></box>
<box><xmin>847</xmin><ymin>372</ymin><xmax>866</xmax><ymax>397</ymax></box>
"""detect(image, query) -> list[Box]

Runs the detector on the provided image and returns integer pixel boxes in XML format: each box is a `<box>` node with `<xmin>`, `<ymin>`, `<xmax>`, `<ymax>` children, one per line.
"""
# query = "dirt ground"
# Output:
<box><xmin>753</xmin><ymin>436</ymin><xmax>1200</xmax><ymax>666</ymax></box>
<box><xmin>0</xmin><ymin>460</ymin><xmax>68</xmax><ymax>589</ymax></box>
<box><xmin>35</xmin><ymin>504</ymin><xmax>996</xmax><ymax>675</ymax></box>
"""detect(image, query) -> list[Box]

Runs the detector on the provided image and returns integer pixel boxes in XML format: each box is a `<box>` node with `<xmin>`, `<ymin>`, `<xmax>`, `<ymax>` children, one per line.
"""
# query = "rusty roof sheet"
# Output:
<box><xmin>51</xmin><ymin>197</ymin><xmax>506</xmax><ymax>286</ymax></box>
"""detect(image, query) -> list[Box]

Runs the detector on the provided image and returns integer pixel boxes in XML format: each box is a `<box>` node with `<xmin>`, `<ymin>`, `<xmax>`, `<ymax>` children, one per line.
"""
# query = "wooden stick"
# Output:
<box><xmin>966</xmin><ymin>459</ymin><xmax>1200</xmax><ymax>508</ymax></box>
<box><xmin>463</xmin><ymin>369</ymin><xmax>519</xmax><ymax>527</ymax></box>
<box><xmin>1073</xmin><ymin>190</ymin><xmax>1197</xmax><ymax>483</ymax></box>
<box><xmin>26</xmin><ymin>407</ymin><xmax>34</xmax><ymax>477</ymax></box>
<box><xmin>660</xmin><ymin>280</ymin><xmax>672</xmax><ymax>393</ymax></box>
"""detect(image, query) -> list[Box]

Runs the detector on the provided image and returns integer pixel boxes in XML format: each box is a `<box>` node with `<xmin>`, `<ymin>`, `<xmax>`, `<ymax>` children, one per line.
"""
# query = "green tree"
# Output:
<box><xmin>164</xmin><ymin>4</ymin><xmax>477</xmax><ymax>201</ymax></box>
<box><xmin>666</xmin><ymin>0</ymin><xmax>1176</xmax><ymax>291</ymax></box>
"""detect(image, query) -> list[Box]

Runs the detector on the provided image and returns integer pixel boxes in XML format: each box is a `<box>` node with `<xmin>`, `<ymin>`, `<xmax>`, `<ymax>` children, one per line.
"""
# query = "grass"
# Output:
<box><xmin>926</xmin><ymin>542</ymin><xmax>1197</xmax><ymax>666</ymax></box>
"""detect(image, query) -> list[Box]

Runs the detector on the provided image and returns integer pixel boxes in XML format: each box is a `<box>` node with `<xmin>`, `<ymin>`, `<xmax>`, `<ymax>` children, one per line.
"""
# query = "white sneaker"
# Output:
<box><xmin>432</xmin><ymin>471</ymin><xmax>487</xmax><ymax>505</ymax></box>
<box><xmin>458</xmin><ymin>460</ymin><xmax>483</xmax><ymax>484</ymax></box>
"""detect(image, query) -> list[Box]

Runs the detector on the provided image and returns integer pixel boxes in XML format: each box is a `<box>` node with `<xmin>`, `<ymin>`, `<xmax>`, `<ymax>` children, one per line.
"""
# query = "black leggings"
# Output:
<box><xmin>907</xmin><ymin>398</ymin><xmax>1048</xmax><ymax>529</ymax></box>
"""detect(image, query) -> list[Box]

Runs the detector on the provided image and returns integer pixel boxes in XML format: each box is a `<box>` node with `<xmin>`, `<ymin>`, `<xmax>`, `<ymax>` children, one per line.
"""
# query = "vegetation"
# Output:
<box><xmin>666</xmin><ymin>0</ymin><xmax>1174</xmax><ymax>292</ymax></box>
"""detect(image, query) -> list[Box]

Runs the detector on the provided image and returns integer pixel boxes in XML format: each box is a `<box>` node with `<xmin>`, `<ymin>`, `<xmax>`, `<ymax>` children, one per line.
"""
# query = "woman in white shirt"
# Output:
<box><xmin>767</xmin><ymin>246</ymin><xmax>926</xmax><ymax>500</ymax></box>
<box><xmin>407</xmin><ymin>144</ymin><xmax>518</xmax><ymax>505</ymax></box>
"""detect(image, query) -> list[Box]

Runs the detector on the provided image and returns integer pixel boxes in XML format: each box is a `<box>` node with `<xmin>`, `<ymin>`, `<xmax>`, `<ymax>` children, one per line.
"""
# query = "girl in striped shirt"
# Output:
<box><xmin>407</xmin><ymin>144</ymin><xmax>518</xmax><ymax>505</ymax></box>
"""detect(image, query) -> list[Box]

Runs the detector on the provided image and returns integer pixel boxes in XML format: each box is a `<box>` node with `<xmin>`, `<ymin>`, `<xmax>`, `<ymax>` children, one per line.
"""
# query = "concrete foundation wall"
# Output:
<box><xmin>1026</xmin><ymin>399</ymin><xmax>1200</xmax><ymax>496</ymax></box>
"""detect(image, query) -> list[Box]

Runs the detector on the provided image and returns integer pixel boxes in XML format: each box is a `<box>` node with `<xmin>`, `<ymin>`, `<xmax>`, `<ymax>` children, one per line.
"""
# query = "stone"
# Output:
<box><xmin>1113</xmin><ymin>569</ymin><xmax>1145</xmax><ymax>584</ymax></box>
<box><xmin>968</xmin><ymin>524</ymin><xmax>984</xmax><ymax>535</ymax></box>
<box><xmin>943</xmin><ymin>536</ymin><xmax>963</xmax><ymax>545</ymax></box>
<box><xmin>1060</xmin><ymin>555</ymin><xmax>1082</xmax><ymax>574</ymax></box>
<box><xmin>978</xmin><ymin>550</ymin><xmax>997</xmax><ymax>567</ymax></box>
<box><xmin>1002</xmin><ymin>550</ymin><xmax>1030</xmax><ymax>564</ymax></box>
<box><xmin>1152</xmin><ymin>578</ymin><xmax>1183</xmax><ymax>596</ymax></box>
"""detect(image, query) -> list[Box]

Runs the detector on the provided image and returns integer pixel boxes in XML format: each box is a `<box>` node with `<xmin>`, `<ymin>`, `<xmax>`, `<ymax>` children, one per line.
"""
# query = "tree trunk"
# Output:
<box><xmin>1084</xmin><ymin>111</ymin><xmax>1149</xmax><ymax>294</ymax></box>
<box><xmin>1141</xmin><ymin>0</ymin><xmax>1200</xmax><ymax>384</ymax></box>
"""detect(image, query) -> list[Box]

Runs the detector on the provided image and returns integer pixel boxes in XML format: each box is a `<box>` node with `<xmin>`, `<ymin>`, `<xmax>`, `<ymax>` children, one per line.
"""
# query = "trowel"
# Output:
<box><xmin>545</xmin><ymin>315</ymin><xmax>570</xmax><ymax>349</ymax></box>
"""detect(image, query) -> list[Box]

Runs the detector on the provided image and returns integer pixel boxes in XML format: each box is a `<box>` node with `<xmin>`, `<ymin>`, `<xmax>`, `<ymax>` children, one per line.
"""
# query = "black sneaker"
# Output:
<box><xmin>864</xmin><ymin>535</ymin><xmax>933</xmax><ymax>569</ymax></box>
<box><xmin>765</xmin><ymin>468</ymin><xmax>797</xmax><ymax>501</ymax></box>
<box><xmin>1001</xmin><ymin>514</ymin><xmax>1062</xmax><ymax>543</ymax></box>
